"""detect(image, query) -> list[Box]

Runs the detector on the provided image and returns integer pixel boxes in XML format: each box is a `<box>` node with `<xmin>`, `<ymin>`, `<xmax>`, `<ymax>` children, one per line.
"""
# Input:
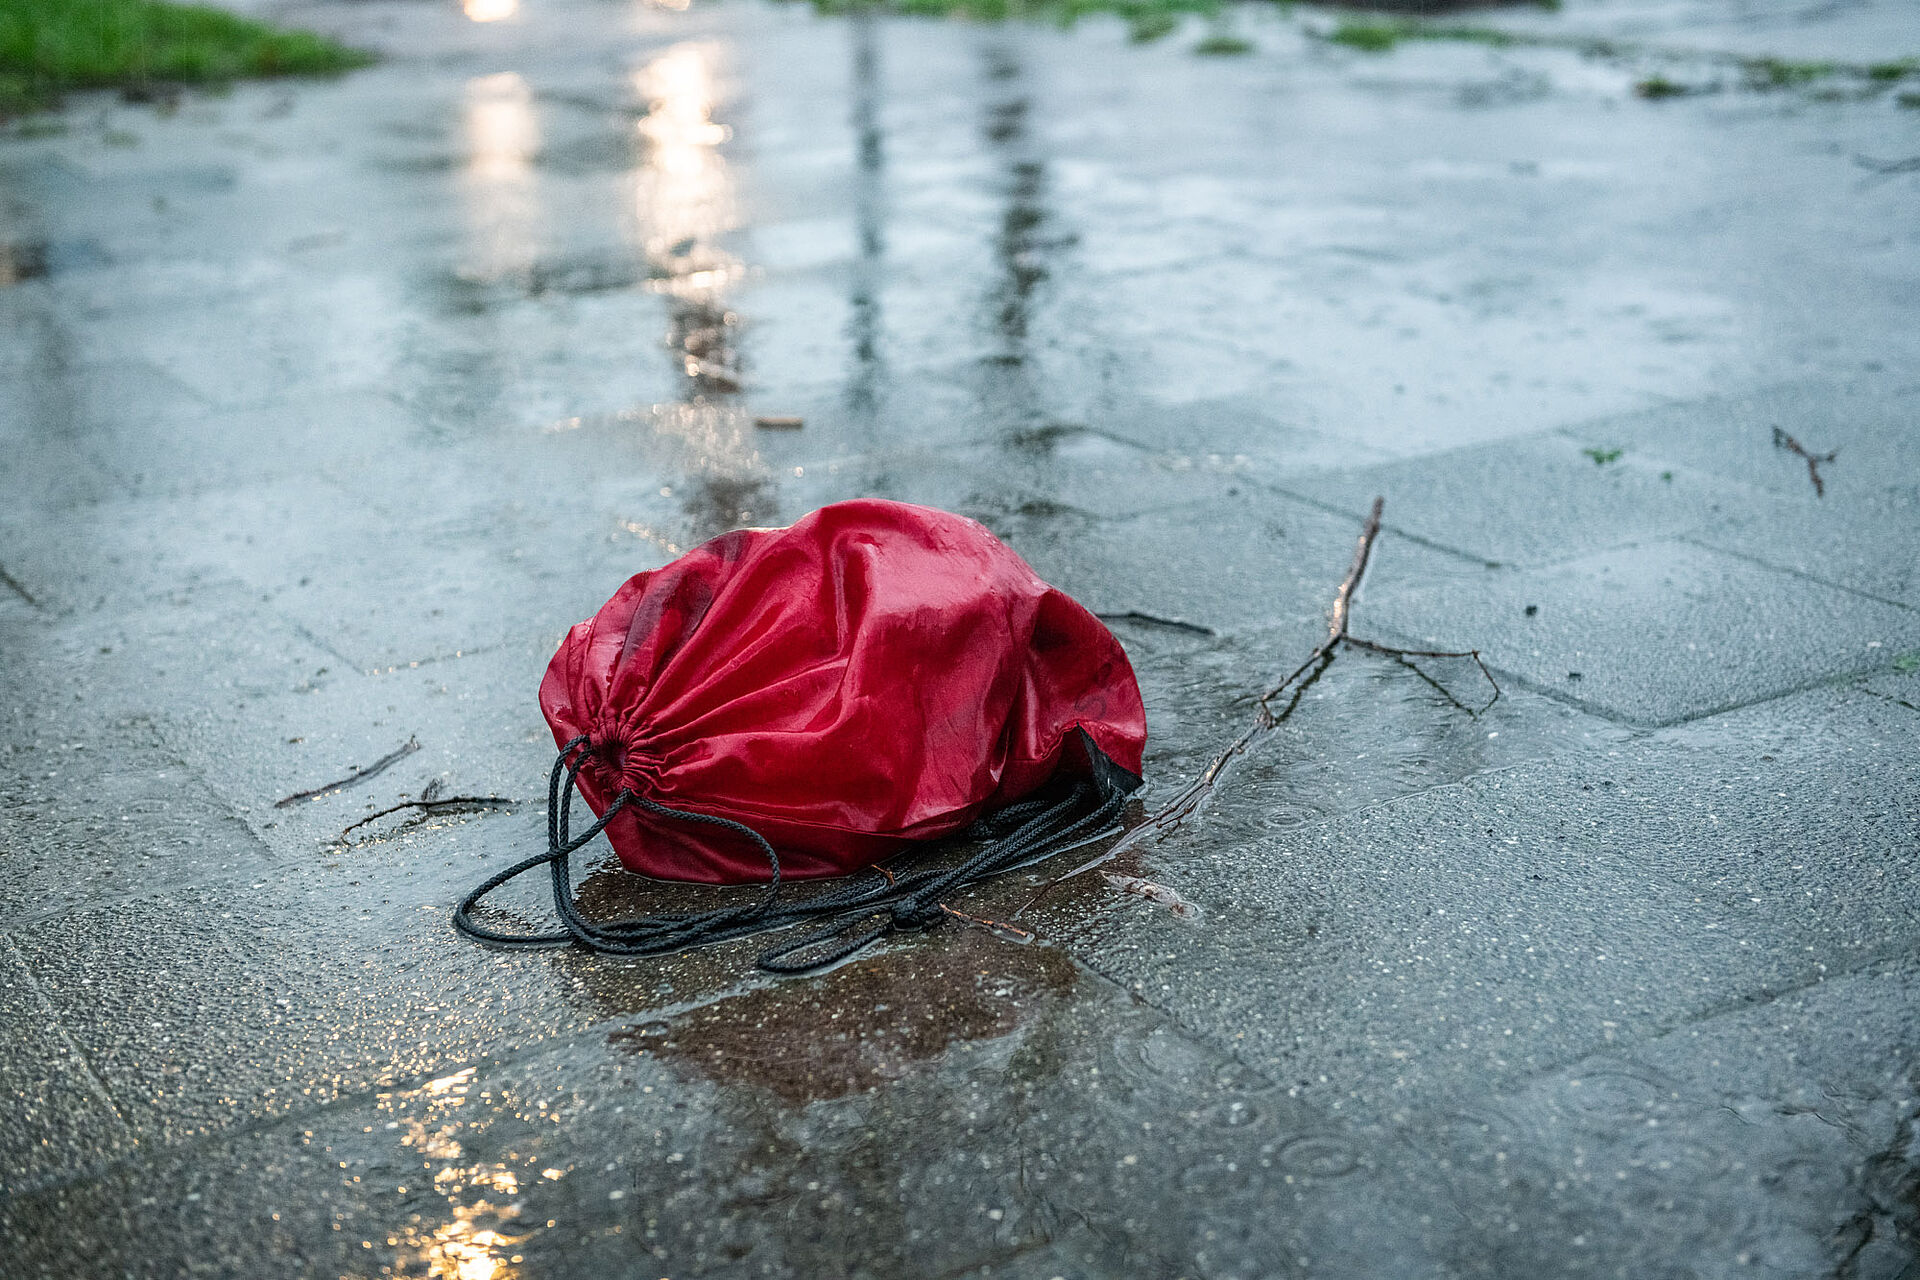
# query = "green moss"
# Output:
<box><xmin>1635</xmin><ymin>74</ymin><xmax>1687</xmax><ymax>99</ymax></box>
<box><xmin>1327</xmin><ymin>19</ymin><xmax>1403</xmax><ymax>52</ymax></box>
<box><xmin>0</xmin><ymin>0</ymin><xmax>372</xmax><ymax>112</ymax></box>
<box><xmin>1581</xmin><ymin>446</ymin><xmax>1623</xmax><ymax>465</ymax></box>
<box><xmin>1741</xmin><ymin>56</ymin><xmax>1835</xmax><ymax>89</ymax></box>
<box><xmin>1867</xmin><ymin>58</ymin><xmax>1916</xmax><ymax>81</ymax></box>
<box><xmin>1126</xmin><ymin>9</ymin><xmax>1178</xmax><ymax>42</ymax></box>
<box><xmin>1194</xmin><ymin>32</ymin><xmax>1252</xmax><ymax>55</ymax></box>
<box><xmin>1324</xmin><ymin>19</ymin><xmax>1521</xmax><ymax>54</ymax></box>
<box><xmin>1898</xmin><ymin>91</ymin><xmax>1920</xmax><ymax>109</ymax></box>
<box><xmin>827</xmin><ymin>0</ymin><xmax>1217</xmax><ymax>32</ymax></box>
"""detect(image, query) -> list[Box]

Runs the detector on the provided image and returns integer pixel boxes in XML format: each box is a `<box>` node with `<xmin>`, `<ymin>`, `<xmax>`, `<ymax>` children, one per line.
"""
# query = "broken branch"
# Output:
<box><xmin>339</xmin><ymin>794</ymin><xmax>517</xmax><ymax>837</ymax></box>
<box><xmin>1772</xmin><ymin>426</ymin><xmax>1836</xmax><ymax>497</ymax></box>
<box><xmin>1016</xmin><ymin>495</ymin><xmax>1502</xmax><ymax>916</ymax></box>
<box><xmin>1095</xmin><ymin>611</ymin><xmax>1217</xmax><ymax>636</ymax></box>
<box><xmin>276</xmin><ymin>737</ymin><xmax>420</xmax><ymax>808</ymax></box>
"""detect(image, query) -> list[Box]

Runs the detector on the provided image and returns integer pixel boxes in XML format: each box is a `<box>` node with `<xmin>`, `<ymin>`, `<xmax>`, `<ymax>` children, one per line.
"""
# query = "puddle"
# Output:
<box><xmin>0</xmin><ymin>238</ymin><xmax>107</xmax><ymax>286</ymax></box>
<box><xmin>0</xmin><ymin>239</ymin><xmax>48</xmax><ymax>286</ymax></box>
<box><xmin>611</xmin><ymin>929</ymin><xmax>1079</xmax><ymax>1104</ymax></box>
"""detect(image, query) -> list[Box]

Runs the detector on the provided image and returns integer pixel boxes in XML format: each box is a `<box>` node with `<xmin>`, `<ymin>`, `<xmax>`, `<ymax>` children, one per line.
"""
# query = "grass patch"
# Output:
<box><xmin>0</xmin><ymin>0</ymin><xmax>372</xmax><ymax>113</ymax></box>
<box><xmin>1634</xmin><ymin>74</ymin><xmax>1689</xmax><ymax>99</ymax></box>
<box><xmin>1740</xmin><ymin>56</ymin><xmax>1835</xmax><ymax>89</ymax></box>
<box><xmin>813</xmin><ymin>0</ymin><xmax>1242</xmax><ymax>46</ymax></box>
<box><xmin>1311</xmin><ymin>14</ymin><xmax>1917</xmax><ymax>101</ymax></box>
<box><xmin>1125</xmin><ymin>8</ymin><xmax>1179</xmax><ymax>43</ymax></box>
<box><xmin>1194</xmin><ymin>32</ymin><xmax>1253</xmax><ymax>55</ymax></box>
<box><xmin>1327</xmin><ymin>19</ymin><xmax>1402</xmax><ymax>52</ymax></box>
<box><xmin>1580</xmin><ymin>446</ymin><xmax>1623</xmax><ymax>465</ymax></box>
<box><xmin>819</xmin><ymin>0</ymin><xmax>1218</xmax><ymax>36</ymax></box>
<box><xmin>1325</xmin><ymin>18</ymin><xmax>1518</xmax><ymax>55</ymax></box>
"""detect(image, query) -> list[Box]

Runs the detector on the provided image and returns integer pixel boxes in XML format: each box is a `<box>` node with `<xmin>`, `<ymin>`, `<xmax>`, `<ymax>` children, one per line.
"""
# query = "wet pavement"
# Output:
<box><xmin>3</xmin><ymin>0</ymin><xmax>1919</xmax><ymax>1275</ymax></box>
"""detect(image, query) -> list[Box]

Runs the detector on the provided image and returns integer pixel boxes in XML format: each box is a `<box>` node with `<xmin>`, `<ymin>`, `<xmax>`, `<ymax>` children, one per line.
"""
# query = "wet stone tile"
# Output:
<box><xmin>1584</xmin><ymin>378</ymin><xmax>1920</xmax><ymax>500</ymax></box>
<box><xmin>0</xmin><ymin>943</ymin><xmax>139</xmax><ymax>1194</ymax></box>
<box><xmin>1363</xmin><ymin>539</ymin><xmax>1920</xmax><ymax>726</ymax></box>
<box><xmin>0</xmin><ymin>716</ymin><xmax>285</xmax><ymax>923</ymax></box>
<box><xmin>1292</xmin><ymin>432</ymin><xmax>1743</xmax><ymax>569</ymax></box>
<box><xmin>3</xmin><ymin>840</ymin><xmax>612</xmax><ymax>1150</ymax></box>
<box><xmin>1690</xmin><ymin>480</ymin><xmax>1920</xmax><ymax>611</ymax></box>
<box><xmin>1013</xmin><ymin>491</ymin><xmax>1372</xmax><ymax>636</ymax></box>
<box><xmin>0</xmin><ymin>937</ymin><xmax>1451</xmax><ymax>1280</ymax></box>
<box><xmin>1047</xmin><ymin>687</ymin><xmax>1920</xmax><ymax>1122</ymax></box>
<box><xmin>1100</xmin><ymin>621</ymin><xmax>1631</xmax><ymax>853</ymax></box>
<box><xmin>1095</xmin><ymin>394</ymin><xmax>1396</xmax><ymax>480</ymax></box>
<box><xmin>1411</xmin><ymin>952</ymin><xmax>1920</xmax><ymax>1279</ymax></box>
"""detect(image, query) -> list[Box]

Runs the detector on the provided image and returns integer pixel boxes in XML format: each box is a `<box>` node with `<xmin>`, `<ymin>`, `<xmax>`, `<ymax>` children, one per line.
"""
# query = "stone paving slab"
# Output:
<box><xmin>0</xmin><ymin>943</ymin><xmax>140</xmax><ymax>1194</ymax></box>
<box><xmin>1290</xmin><ymin>430</ymin><xmax>1742</xmax><ymax>569</ymax></box>
<box><xmin>1579</xmin><ymin>378</ymin><xmax>1920</xmax><ymax>501</ymax></box>
<box><xmin>1048</xmin><ymin>686</ymin><xmax>1920</xmax><ymax>1117</ymax></box>
<box><xmin>1691</xmin><ymin>481</ymin><xmax>1920</xmax><ymax>612</ymax></box>
<box><xmin>1012</xmin><ymin>490</ymin><xmax>1374</xmax><ymax>636</ymax></box>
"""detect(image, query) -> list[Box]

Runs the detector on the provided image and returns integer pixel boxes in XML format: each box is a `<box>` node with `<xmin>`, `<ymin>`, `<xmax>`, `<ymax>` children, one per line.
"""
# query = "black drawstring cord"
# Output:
<box><xmin>452</xmin><ymin>737</ymin><xmax>1128</xmax><ymax>972</ymax></box>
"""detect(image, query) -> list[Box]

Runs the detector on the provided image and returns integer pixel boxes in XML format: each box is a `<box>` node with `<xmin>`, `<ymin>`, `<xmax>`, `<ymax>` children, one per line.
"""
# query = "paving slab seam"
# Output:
<box><xmin>1362</xmin><ymin>612</ymin><xmax>1911</xmax><ymax>730</ymax></box>
<box><xmin>1489</xmin><ymin>946</ymin><xmax>1920</xmax><ymax>1113</ymax></box>
<box><xmin>1258</xmin><ymin>481</ymin><xmax>1505</xmax><ymax>570</ymax></box>
<box><xmin>0</xmin><ymin>564</ymin><xmax>42</xmax><ymax>609</ymax></box>
<box><xmin>1676</xmin><ymin>533</ymin><xmax>1920</xmax><ymax>619</ymax></box>
<box><xmin>2</xmin><ymin>723</ymin><xmax>450</xmax><ymax>929</ymax></box>
<box><xmin>1547</xmin><ymin>378</ymin><xmax>1920</xmax><ymax>450</ymax></box>
<box><xmin>1</xmin><ymin>940</ymin><xmax>137</xmax><ymax>1161</ymax></box>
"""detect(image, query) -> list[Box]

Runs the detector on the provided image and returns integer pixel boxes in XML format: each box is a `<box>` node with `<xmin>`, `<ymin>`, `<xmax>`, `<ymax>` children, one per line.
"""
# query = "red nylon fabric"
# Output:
<box><xmin>539</xmin><ymin>499</ymin><xmax>1146</xmax><ymax>884</ymax></box>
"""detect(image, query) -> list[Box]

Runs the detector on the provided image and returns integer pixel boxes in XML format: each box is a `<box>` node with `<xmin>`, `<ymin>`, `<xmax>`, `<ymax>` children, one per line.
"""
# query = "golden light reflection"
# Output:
<box><xmin>626</xmin><ymin>41</ymin><xmax>766</xmax><ymax>535</ymax></box>
<box><xmin>462</xmin><ymin>0</ymin><xmax>518</xmax><ymax>22</ymax></box>
<box><xmin>632</xmin><ymin>44</ymin><xmax>747</xmax><ymax>312</ymax></box>
<box><xmin>380</xmin><ymin>1066</ymin><xmax>536</xmax><ymax>1280</ymax></box>
<box><xmin>464</xmin><ymin>73</ymin><xmax>539</xmax><ymax>183</ymax></box>
<box><xmin>459</xmin><ymin>72</ymin><xmax>544</xmax><ymax>283</ymax></box>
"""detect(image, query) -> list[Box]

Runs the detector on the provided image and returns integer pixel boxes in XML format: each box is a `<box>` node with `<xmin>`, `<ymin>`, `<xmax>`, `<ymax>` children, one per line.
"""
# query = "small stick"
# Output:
<box><xmin>1772</xmin><ymin>426</ymin><xmax>1836</xmax><ymax>497</ymax></box>
<box><xmin>1342</xmin><ymin>636</ymin><xmax>1501</xmax><ymax>713</ymax></box>
<box><xmin>0</xmin><ymin>563</ymin><xmax>38</xmax><ymax>608</ymax></box>
<box><xmin>937</xmin><ymin>903</ymin><xmax>1035</xmax><ymax>943</ymax></box>
<box><xmin>339</xmin><ymin>795</ymin><xmax>516</xmax><ymax>837</ymax></box>
<box><xmin>1095</xmin><ymin>611</ymin><xmax>1217</xmax><ymax>637</ymax></box>
<box><xmin>275</xmin><ymin>737</ymin><xmax>420</xmax><ymax>808</ymax></box>
<box><xmin>1327</xmin><ymin>495</ymin><xmax>1383</xmax><ymax>644</ymax></box>
<box><xmin>1017</xmin><ymin>494</ymin><xmax>1502</xmax><ymax>917</ymax></box>
<box><xmin>1256</xmin><ymin>496</ymin><xmax>1384</xmax><ymax>712</ymax></box>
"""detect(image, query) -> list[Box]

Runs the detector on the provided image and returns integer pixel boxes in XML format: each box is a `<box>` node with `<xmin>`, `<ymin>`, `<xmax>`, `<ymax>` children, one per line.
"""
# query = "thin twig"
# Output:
<box><xmin>1341</xmin><ymin>636</ymin><xmax>1501</xmax><ymax>713</ymax></box>
<box><xmin>1772</xmin><ymin>426</ymin><xmax>1836</xmax><ymax>497</ymax></box>
<box><xmin>0</xmin><ymin>563</ymin><xmax>38</xmax><ymax>608</ymax></box>
<box><xmin>937</xmin><ymin>903</ymin><xmax>1035</xmax><ymax>943</ymax></box>
<box><xmin>275</xmin><ymin>737</ymin><xmax>420</xmax><ymax>808</ymax></box>
<box><xmin>1256</xmin><ymin>496</ymin><xmax>1384</xmax><ymax>712</ymax></box>
<box><xmin>1095</xmin><ymin>611</ymin><xmax>1217</xmax><ymax>637</ymax></box>
<box><xmin>1016</xmin><ymin>494</ymin><xmax>1504</xmax><ymax>917</ymax></box>
<box><xmin>340</xmin><ymin>795</ymin><xmax>516</xmax><ymax>837</ymax></box>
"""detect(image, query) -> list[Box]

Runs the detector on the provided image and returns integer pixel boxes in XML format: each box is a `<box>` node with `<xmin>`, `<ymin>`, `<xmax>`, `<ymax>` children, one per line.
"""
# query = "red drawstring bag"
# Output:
<box><xmin>456</xmin><ymin>499</ymin><xmax>1146</xmax><ymax>971</ymax></box>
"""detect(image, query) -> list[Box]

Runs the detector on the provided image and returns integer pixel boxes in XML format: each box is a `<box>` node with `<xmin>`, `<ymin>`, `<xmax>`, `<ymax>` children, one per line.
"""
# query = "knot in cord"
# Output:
<box><xmin>887</xmin><ymin>901</ymin><xmax>947</xmax><ymax>933</ymax></box>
